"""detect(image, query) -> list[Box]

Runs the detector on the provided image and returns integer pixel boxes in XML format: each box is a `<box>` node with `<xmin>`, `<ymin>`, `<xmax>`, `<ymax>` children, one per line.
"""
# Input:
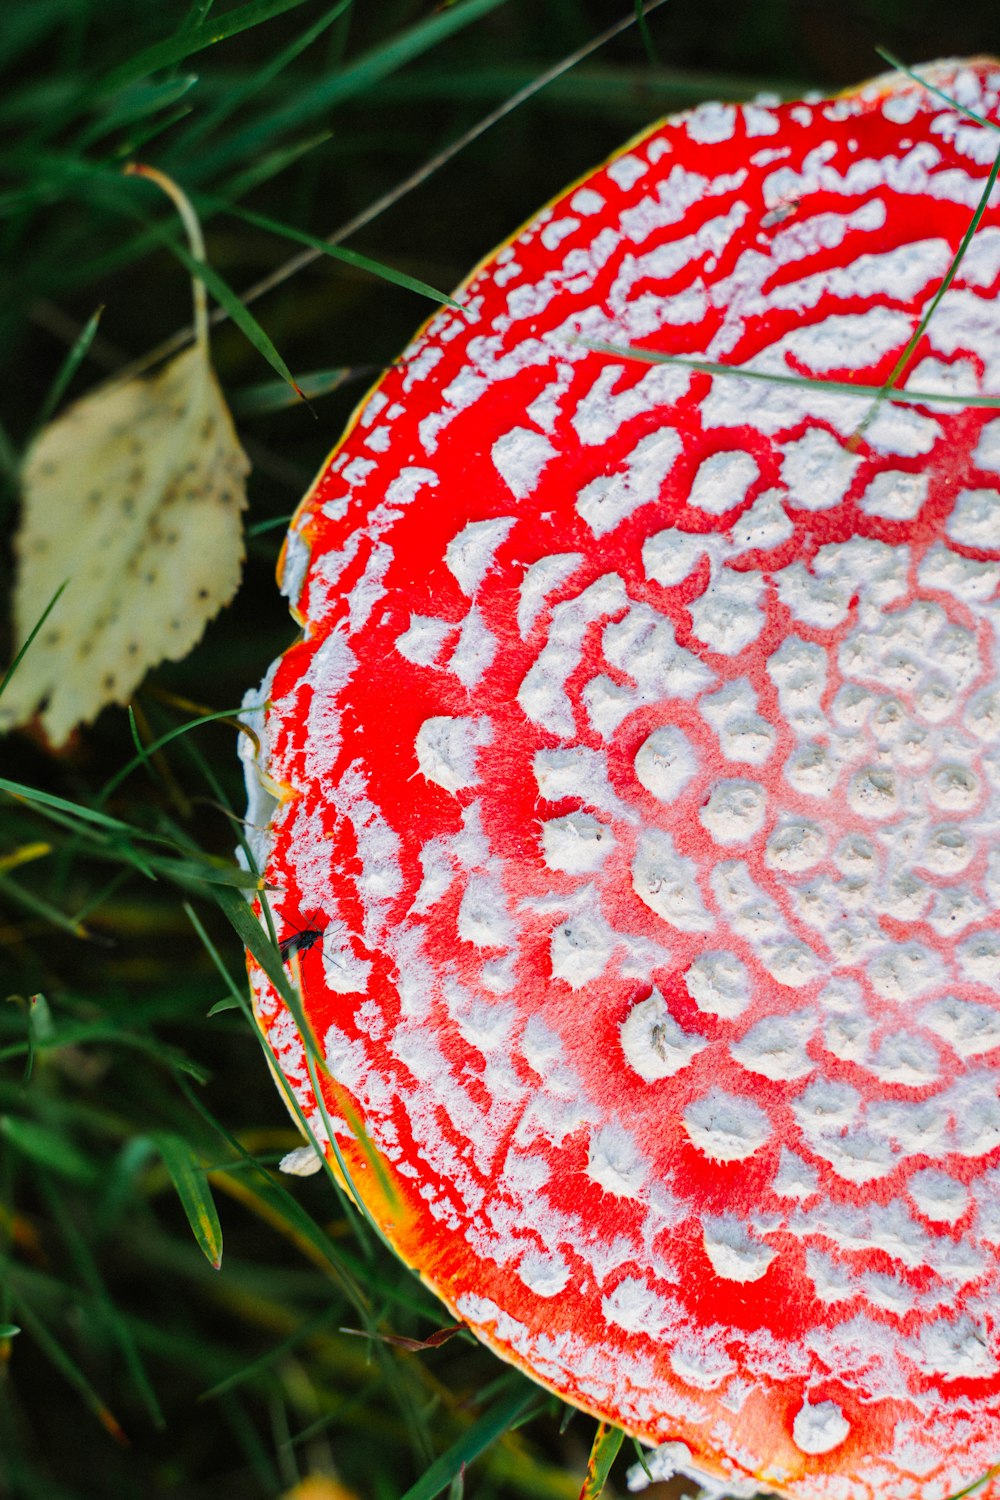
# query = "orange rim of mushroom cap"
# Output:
<box><xmin>243</xmin><ymin>59</ymin><xmax>1000</xmax><ymax>1500</ymax></box>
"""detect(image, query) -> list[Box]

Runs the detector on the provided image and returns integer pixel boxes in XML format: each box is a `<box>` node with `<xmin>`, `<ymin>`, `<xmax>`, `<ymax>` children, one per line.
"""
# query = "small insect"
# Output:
<box><xmin>278</xmin><ymin>917</ymin><xmax>325</xmax><ymax>962</ymax></box>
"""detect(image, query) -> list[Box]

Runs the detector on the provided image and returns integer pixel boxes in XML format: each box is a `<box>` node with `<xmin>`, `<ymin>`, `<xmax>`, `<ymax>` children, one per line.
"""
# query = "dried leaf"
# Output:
<box><xmin>1</xmin><ymin>165</ymin><xmax>249</xmax><ymax>749</ymax></box>
<box><xmin>1</xmin><ymin>345</ymin><xmax>248</xmax><ymax>747</ymax></box>
<box><xmin>338</xmin><ymin>1321</ymin><xmax>465</xmax><ymax>1352</ymax></box>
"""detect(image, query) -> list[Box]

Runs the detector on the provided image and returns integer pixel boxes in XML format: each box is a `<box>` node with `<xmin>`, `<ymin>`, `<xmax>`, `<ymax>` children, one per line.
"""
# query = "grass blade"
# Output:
<box><xmin>581</xmin><ymin>341</ymin><xmax>1000</xmax><ymax>409</ymax></box>
<box><xmin>107</xmin><ymin>0</ymin><xmax>672</xmax><ymax>384</ymax></box>
<box><xmin>33</xmin><ymin>305</ymin><xmax>104</xmax><ymax>428</ymax></box>
<box><xmin>579</xmin><ymin>1423</ymin><xmax>623</xmax><ymax>1500</ymax></box>
<box><xmin>198</xmin><ymin>0</ymin><xmax>514</xmax><ymax>171</ymax></box>
<box><xmin>875</xmin><ymin>49</ymin><xmax>1000</xmax><ymax>134</ymax></box>
<box><xmin>853</xmin><ymin>137</ymin><xmax>1000</xmax><ymax>437</ymax></box>
<box><xmin>0</xmin><ymin>581</ymin><xmax>69</xmax><ymax>702</ymax></box>
<box><xmin>100</xmin><ymin>0</ymin><xmax>311</xmax><ymax>94</ymax></box>
<box><xmin>1</xmin><ymin>1116</ymin><xmax>99</xmax><ymax>1185</ymax></box>
<box><xmin>168</xmin><ymin>234</ymin><xmax>307</xmax><ymax>400</ymax></box>
<box><xmin>11</xmin><ymin>1296</ymin><xmax>129</xmax><ymax>1444</ymax></box>
<box><xmin>153</xmin><ymin>1131</ymin><xmax>224</xmax><ymax>1270</ymax></box>
<box><xmin>220</xmin><ymin>200</ymin><xmax>462</xmax><ymax>310</ymax></box>
<box><xmin>398</xmin><ymin>1384</ymin><xmax>543</xmax><ymax>1500</ymax></box>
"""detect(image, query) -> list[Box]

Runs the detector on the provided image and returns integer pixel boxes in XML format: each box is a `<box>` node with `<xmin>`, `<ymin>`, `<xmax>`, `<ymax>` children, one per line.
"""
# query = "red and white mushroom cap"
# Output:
<box><xmin>243</xmin><ymin>60</ymin><xmax>1000</xmax><ymax>1500</ymax></box>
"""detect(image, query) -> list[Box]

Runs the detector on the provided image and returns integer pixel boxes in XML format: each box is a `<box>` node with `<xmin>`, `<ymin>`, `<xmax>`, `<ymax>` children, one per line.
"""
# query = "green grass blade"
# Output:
<box><xmin>168</xmin><ymin>0</ymin><xmax>352</xmax><ymax>154</ymax></box>
<box><xmin>101</xmin><ymin>0</ymin><xmax>672</xmax><ymax>384</ymax></box>
<box><xmin>0</xmin><ymin>580</ymin><xmax>69</xmax><ymax>702</ymax></box>
<box><xmin>196</xmin><ymin>0</ymin><xmax>514</xmax><ymax>172</ymax></box>
<box><xmin>98</xmin><ymin>703</ymin><xmax>262</xmax><ymax>805</ymax></box>
<box><xmin>233</xmin><ymin>366</ymin><xmax>364</xmax><ymax>416</ymax></box>
<box><xmin>219</xmin><ymin>129</ymin><xmax>331</xmax><ymax>200</ymax></box>
<box><xmin>11</xmin><ymin>1296</ymin><xmax>128</xmax><ymax>1444</ymax></box>
<box><xmin>99</xmin><ymin>0</ymin><xmax>312</xmax><ymax>95</ymax></box>
<box><xmin>875</xmin><ymin>49</ymin><xmax>1000</xmax><ymax>134</ymax></box>
<box><xmin>580</xmin><ymin>1423</ymin><xmax>624</xmax><ymax>1500</ymax></box>
<box><xmin>38</xmin><ymin>1174</ymin><xmax>165</xmax><ymax>1430</ymax></box>
<box><xmin>199</xmin><ymin>1301</ymin><xmax>341</xmax><ymax>1399</ymax></box>
<box><xmin>581</xmin><ymin>341</ymin><xmax>1000</xmax><ymax>409</ymax></box>
<box><xmin>1</xmin><ymin>1116</ymin><xmax>99</xmax><ymax>1185</ymax></box>
<box><xmin>0</xmin><ymin>776</ymin><xmax>138</xmax><ymax>835</ymax></box>
<box><xmin>167</xmin><ymin>234</ymin><xmax>307</xmax><ymax>398</ymax></box>
<box><xmin>219</xmin><ymin>200</ymin><xmax>462</xmax><ymax>309</ymax></box>
<box><xmin>0</xmin><ymin>868</ymin><xmax>87</xmax><ymax>938</ymax></box>
<box><xmin>153</xmin><ymin>1131</ymin><xmax>224</xmax><ymax>1270</ymax></box>
<box><xmin>399</xmin><ymin>1384</ymin><xmax>543</xmax><ymax>1500</ymax></box>
<box><xmin>33</xmin><ymin>306</ymin><xmax>104</xmax><ymax>428</ymax></box>
<box><xmin>853</xmin><ymin>138</ymin><xmax>1000</xmax><ymax>436</ymax></box>
<box><xmin>80</xmin><ymin>74</ymin><xmax>199</xmax><ymax>147</ymax></box>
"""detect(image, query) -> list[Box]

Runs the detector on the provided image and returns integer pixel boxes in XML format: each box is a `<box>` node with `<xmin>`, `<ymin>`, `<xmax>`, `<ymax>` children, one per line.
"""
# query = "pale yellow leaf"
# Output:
<box><xmin>1</xmin><ymin>343</ymin><xmax>249</xmax><ymax>747</ymax></box>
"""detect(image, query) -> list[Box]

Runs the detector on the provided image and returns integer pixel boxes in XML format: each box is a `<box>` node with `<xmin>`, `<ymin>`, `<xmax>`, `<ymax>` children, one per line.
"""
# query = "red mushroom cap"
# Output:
<box><xmin>243</xmin><ymin>60</ymin><xmax>1000</xmax><ymax>1499</ymax></box>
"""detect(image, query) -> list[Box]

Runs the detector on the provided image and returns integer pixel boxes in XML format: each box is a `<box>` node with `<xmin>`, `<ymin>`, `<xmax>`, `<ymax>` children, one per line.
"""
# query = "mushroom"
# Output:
<box><xmin>242</xmin><ymin>60</ymin><xmax>1000</xmax><ymax>1500</ymax></box>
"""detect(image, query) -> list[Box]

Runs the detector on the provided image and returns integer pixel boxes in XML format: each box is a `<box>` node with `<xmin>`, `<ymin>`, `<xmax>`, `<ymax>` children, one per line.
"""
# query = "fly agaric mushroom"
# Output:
<box><xmin>242</xmin><ymin>59</ymin><xmax>1000</xmax><ymax>1500</ymax></box>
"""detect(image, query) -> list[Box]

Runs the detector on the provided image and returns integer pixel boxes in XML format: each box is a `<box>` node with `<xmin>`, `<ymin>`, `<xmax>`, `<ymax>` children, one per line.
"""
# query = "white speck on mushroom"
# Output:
<box><xmin>445</xmin><ymin>516</ymin><xmax>517</xmax><ymax>594</ymax></box>
<box><xmin>689</xmin><ymin>451</ymin><xmax>760</xmax><ymax>517</ymax></box>
<box><xmin>447</xmin><ymin>607</ymin><xmax>498</xmax><ymax>689</ymax></box>
<box><xmin>491</xmin><ymin>428</ymin><xmax>556</xmax><ymax>500</ymax></box>
<box><xmin>781</xmin><ymin>428</ymin><xmax>861</xmax><ymax>511</ymax></box>
<box><xmin>772</xmin><ymin>1148</ymin><xmax>819</xmax><ymax>1200</ymax></box>
<box><xmin>576</xmin><ymin>429</ymin><xmax>682</xmax><ymax>537</ymax></box>
<box><xmin>684</xmin><ymin>1089</ymin><xmax>772</xmax><ymax>1162</ymax></box>
<box><xmin>632</xmin><ymin>829</ymin><xmax>713</xmax><ymax>932</ymax></box>
<box><xmin>731</xmin><ymin>1010</ymin><xmax>816</xmax><ymax>1081</ymax></box>
<box><xmin>587</xmin><ymin>1119</ymin><xmax>650</xmax><ymax>1198</ymax></box>
<box><xmin>701</xmin><ymin>1214</ymin><xmax>777</xmax><ymax>1279</ymax></box>
<box><xmin>792</xmin><ymin>1400</ymin><xmax>850</xmax><ymax>1454</ymax></box>
<box><xmin>540</xmin><ymin>811</ymin><xmax>614</xmax><ymax>874</ymax></box>
<box><xmin>688</xmin><ymin>567</ymin><xmax>766</xmax><ymax>655</ymax></box>
<box><xmin>908</xmin><ymin>1168</ymin><xmax>970</xmax><ymax>1224</ymax></box>
<box><xmin>633</xmin><ymin>725</ymin><xmax>698</xmax><ymax>803</ymax></box>
<box><xmin>699</xmin><ymin>679</ymin><xmax>776</xmax><ymax>766</ymax></box>
<box><xmin>415</xmin><ymin>715</ymin><xmax>491</xmax><ymax>792</ymax></box>
<box><xmin>859</xmin><ymin>468</ymin><xmax>930</xmax><ymax>520</ymax></box>
<box><xmin>699</xmin><ymin>778</ymin><xmax>768</xmax><ymax>844</ymax></box>
<box><xmin>686</xmin><ymin>949</ymin><xmax>751</xmax><ymax>1018</ymax></box>
<box><xmin>947</xmin><ymin>487</ymin><xmax>1000</xmax><ymax>548</ymax></box>
<box><xmin>620</xmin><ymin>989</ymin><xmax>707</xmax><ymax>1081</ymax></box>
